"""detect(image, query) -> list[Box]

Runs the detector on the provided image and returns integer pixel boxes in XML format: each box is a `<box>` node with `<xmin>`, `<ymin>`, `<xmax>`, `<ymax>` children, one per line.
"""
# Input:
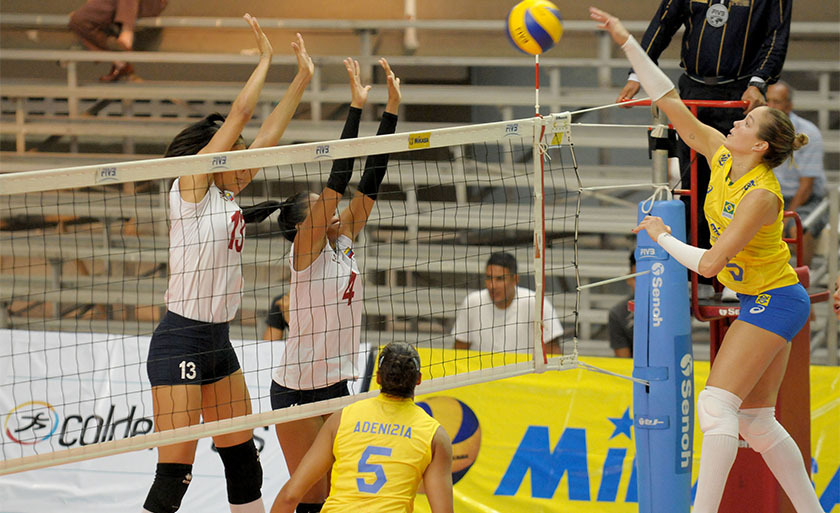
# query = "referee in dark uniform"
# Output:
<box><xmin>617</xmin><ymin>0</ymin><xmax>792</xmax><ymax>252</ymax></box>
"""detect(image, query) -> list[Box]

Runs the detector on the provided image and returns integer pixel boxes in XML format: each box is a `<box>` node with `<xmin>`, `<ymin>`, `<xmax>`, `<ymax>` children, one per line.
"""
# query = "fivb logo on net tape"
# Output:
<box><xmin>3</xmin><ymin>400</ymin><xmax>153</xmax><ymax>448</ymax></box>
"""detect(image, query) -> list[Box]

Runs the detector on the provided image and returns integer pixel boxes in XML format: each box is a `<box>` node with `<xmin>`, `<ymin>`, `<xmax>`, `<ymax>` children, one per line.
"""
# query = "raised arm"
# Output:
<box><xmin>423</xmin><ymin>426</ymin><xmax>454</xmax><ymax>513</ymax></box>
<box><xmin>250</xmin><ymin>33</ymin><xmax>314</xmax><ymax>149</ymax></box>
<box><xmin>617</xmin><ymin>0</ymin><xmax>687</xmax><ymax>105</ymax></box>
<box><xmin>293</xmin><ymin>58</ymin><xmax>367</xmax><ymax>270</ymax></box>
<box><xmin>339</xmin><ymin>58</ymin><xmax>401</xmax><ymax>240</ymax></box>
<box><xmin>272</xmin><ymin>412</ymin><xmax>340</xmax><ymax>513</ymax></box>
<box><xmin>179</xmin><ymin>14</ymin><xmax>272</xmax><ymax>203</ymax></box>
<box><xmin>591</xmin><ymin>7</ymin><xmax>725</xmax><ymax>161</ymax></box>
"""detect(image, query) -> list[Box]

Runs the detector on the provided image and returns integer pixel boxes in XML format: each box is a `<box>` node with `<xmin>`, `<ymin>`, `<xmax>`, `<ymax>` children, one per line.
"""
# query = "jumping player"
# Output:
<box><xmin>269</xmin><ymin>57</ymin><xmax>401</xmax><ymax>513</ymax></box>
<box><xmin>591</xmin><ymin>7</ymin><xmax>822</xmax><ymax>513</ymax></box>
<box><xmin>142</xmin><ymin>15</ymin><xmax>313</xmax><ymax>513</ymax></box>
<box><xmin>272</xmin><ymin>343</ymin><xmax>454</xmax><ymax>513</ymax></box>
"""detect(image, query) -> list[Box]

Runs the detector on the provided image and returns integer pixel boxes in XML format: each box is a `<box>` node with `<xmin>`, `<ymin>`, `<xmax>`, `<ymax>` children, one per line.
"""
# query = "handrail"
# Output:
<box><xmin>2</xmin><ymin>48</ymin><xmax>839</xmax><ymax>73</ymax></box>
<box><xmin>2</xmin><ymin>13</ymin><xmax>839</xmax><ymax>35</ymax></box>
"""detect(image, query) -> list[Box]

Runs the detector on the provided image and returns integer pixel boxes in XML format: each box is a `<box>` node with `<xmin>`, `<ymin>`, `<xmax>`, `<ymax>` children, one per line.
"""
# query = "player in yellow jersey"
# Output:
<box><xmin>592</xmin><ymin>7</ymin><xmax>822</xmax><ymax>513</ymax></box>
<box><xmin>271</xmin><ymin>342</ymin><xmax>454</xmax><ymax>513</ymax></box>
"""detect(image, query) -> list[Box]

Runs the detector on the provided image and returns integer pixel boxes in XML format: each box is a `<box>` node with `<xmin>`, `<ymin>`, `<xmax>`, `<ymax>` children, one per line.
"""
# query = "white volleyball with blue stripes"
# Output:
<box><xmin>506</xmin><ymin>0</ymin><xmax>564</xmax><ymax>55</ymax></box>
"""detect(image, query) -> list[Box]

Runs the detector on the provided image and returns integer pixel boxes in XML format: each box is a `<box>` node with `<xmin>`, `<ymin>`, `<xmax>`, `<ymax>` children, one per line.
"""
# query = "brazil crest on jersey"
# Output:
<box><xmin>703</xmin><ymin>146</ymin><xmax>799</xmax><ymax>295</ymax></box>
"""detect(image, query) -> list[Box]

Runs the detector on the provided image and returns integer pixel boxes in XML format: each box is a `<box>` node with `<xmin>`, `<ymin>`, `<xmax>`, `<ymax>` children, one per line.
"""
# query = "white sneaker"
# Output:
<box><xmin>721</xmin><ymin>287</ymin><xmax>738</xmax><ymax>302</ymax></box>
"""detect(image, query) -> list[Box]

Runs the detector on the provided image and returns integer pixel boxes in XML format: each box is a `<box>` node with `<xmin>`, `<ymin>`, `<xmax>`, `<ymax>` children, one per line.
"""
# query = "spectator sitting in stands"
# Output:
<box><xmin>69</xmin><ymin>0</ymin><xmax>168</xmax><ymax>82</ymax></box>
<box><xmin>608</xmin><ymin>251</ymin><xmax>635</xmax><ymax>358</ymax></box>
<box><xmin>452</xmin><ymin>252</ymin><xmax>563</xmax><ymax>355</ymax></box>
<box><xmin>766</xmin><ymin>81</ymin><xmax>828</xmax><ymax>268</ymax></box>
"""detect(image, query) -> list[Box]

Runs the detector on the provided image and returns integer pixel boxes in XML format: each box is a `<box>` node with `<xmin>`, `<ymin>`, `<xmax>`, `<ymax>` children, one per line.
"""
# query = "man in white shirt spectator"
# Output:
<box><xmin>452</xmin><ymin>252</ymin><xmax>564</xmax><ymax>354</ymax></box>
<box><xmin>766</xmin><ymin>81</ymin><xmax>828</xmax><ymax>267</ymax></box>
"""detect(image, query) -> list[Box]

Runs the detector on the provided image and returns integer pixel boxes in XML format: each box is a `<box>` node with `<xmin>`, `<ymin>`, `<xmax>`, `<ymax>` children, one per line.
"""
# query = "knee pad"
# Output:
<box><xmin>696</xmin><ymin>387</ymin><xmax>742</xmax><ymax>437</ymax></box>
<box><xmin>217</xmin><ymin>438</ymin><xmax>263</xmax><ymax>505</ymax></box>
<box><xmin>738</xmin><ymin>407</ymin><xmax>790</xmax><ymax>453</ymax></box>
<box><xmin>143</xmin><ymin>463</ymin><xmax>193</xmax><ymax>513</ymax></box>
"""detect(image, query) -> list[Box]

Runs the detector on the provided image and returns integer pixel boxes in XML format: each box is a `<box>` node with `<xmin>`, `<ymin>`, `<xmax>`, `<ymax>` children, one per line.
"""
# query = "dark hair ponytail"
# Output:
<box><xmin>377</xmin><ymin>342</ymin><xmax>421</xmax><ymax>398</ymax></box>
<box><xmin>277</xmin><ymin>191</ymin><xmax>311</xmax><ymax>242</ymax></box>
<box><xmin>164</xmin><ymin>113</ymin><xmax>244</xmax><ymax>158</ymax></box>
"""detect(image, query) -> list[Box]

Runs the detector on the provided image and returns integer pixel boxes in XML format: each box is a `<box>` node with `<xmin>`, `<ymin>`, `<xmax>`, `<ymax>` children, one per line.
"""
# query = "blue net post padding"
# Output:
<box><xmin>632</xmin><ymin>200</ymin><xmax>694</xmax><ymax>513</ymax></box>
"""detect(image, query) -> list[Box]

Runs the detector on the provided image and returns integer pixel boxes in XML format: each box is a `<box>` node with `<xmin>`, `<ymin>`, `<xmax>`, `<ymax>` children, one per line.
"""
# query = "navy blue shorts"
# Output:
<box><xmin>270</xmin><ymin>380</ymin><xmax>349</xmax><ymax>410</ymax></box>
<box><xmin>147</xmin><ymin>311</ymin><xmax>241</xmax><ymax>387</ymax></box>
<box><xmin>736</xmin><ymin>283</ymin><xmax>810</xmax><ymax>342</ymax></box>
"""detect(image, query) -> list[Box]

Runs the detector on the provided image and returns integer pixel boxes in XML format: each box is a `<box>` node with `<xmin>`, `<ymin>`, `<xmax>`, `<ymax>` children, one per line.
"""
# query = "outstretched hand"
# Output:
<box><xmin>291</xmin><ymin>33</ymin><xmax>314</xmax><ymax>81</ymax></box>
<box><xmin>589</xmin><ymin>7</ymin><xmax>630</xmax><ymax>46</ymax></box>
<box><xmin>345</xmin><ymin>58</ymin><xmax>371</xmax><ymax>109</ymax></box>
<box><xmin>380</xmin><ymin>58</ymin><xmax>401</xmax><ymax>114</ymax></box>
<box><xmin>632</xmin><ymin>215</ymin><xmax>671</xmax><ymax>241</ymax></box>
<box><xmin>244</xmin><ymin>13</ymin><xmax>273</xmax><ymax>59</ymax></box>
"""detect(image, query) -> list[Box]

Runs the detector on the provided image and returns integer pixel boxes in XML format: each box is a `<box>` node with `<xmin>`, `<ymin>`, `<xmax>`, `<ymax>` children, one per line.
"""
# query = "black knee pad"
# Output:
<box><xmin>217</xmin><ymin>438</ymin><xmax>263</xmax><ymax>505</ymax></box>
<box><xmin>296</xmin><ymin>503</ymin><xmax>324</xmax><ymax>513</ymax></box>
<box><xmin>143</xmin><ymin>463</ymin><xmax>193</xmax><ymax>513</ymax></box>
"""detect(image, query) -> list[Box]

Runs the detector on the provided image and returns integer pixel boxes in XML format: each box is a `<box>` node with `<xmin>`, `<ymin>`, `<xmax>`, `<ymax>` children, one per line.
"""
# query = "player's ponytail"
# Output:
<box><xmin>378</xmin><ymin>342</ymin><xmax>421</xmax><ymax>398</ymax></box>
<box><xmin>277</xmin><ymin>191</ymin><xmax>310</xmax><ymax>242</ymax></box>
<box><xmin>759</xmin><ymin>108</ymin><xmax>808</xmax><ymax>169</ymax></box>
<box><xmin>164</xmin><ymin>113</ymin><xmax>245</xmax><ymax>158</ymax></box>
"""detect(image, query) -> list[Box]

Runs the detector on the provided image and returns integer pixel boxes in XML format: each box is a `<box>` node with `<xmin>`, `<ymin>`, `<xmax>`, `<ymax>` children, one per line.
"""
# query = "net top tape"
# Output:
<box><xmin>1</xmin><ymin>115</ymin><xmax>566</xmax><ymax>196</ymax></box>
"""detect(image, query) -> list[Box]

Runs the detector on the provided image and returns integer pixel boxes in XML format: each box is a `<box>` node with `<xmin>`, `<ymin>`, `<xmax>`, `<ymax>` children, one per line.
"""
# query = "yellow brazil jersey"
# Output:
<box><xmin>704</xmin><ymin>145</ymin><xmax>799</xmax><ymax>295</ymax></box>
<box><xmin>323</xmin><ymin>394</ymin><xmax>441</xmax><ymax>513</ymax></box>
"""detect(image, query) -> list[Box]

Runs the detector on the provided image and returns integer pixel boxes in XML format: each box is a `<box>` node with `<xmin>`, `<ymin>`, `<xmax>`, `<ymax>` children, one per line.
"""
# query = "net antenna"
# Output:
<box><xmin>0</xmin><ymin>114</ymin><xmax>580</xmax><ymax>474</ymax></box>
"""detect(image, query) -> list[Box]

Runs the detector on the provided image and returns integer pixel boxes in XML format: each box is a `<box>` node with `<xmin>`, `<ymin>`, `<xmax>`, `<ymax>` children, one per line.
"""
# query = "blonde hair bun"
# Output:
<box><xmin>792</xmin><ymin>133</ymin><xmax>809</xmax><ymax>151</ymax></box>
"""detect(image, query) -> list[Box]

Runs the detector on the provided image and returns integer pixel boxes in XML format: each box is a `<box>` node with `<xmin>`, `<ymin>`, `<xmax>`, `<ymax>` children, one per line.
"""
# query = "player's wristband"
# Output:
<box><xmin>656</xmin><ymin>232</ymin><xmax>706</xmax><ymax>273</ymax></box>
<box><xmin>621</xmin><ymin>35</ymin><xmax>675</xmax><ymax>102</ymax></box>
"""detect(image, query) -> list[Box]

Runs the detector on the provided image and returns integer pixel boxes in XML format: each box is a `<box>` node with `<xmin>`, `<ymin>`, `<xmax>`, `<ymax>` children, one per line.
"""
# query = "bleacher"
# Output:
<box><xmin>1</xmin><ymin>4</ymin><xmax>838</xmax><ymax>362</ymax></box>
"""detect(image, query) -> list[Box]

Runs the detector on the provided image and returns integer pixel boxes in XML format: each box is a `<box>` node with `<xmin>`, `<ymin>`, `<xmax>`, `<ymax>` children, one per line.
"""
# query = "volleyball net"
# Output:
<box><xmin>0</xmin><ymin>114</ymin><xmax>582</xmax><ymax>473</ymax></box>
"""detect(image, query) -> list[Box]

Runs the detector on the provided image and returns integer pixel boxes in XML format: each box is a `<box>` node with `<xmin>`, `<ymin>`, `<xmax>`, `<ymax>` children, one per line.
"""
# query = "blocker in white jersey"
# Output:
<box><xmin>141</xmin><ymin>17</ymin><xmax>315</xmax><ymax>513</ymax></box>
<box><xmin>270</xmin><ymin>56</ymin><xmax>402</xmax><ymax>513</ymax></box>
<box><xmin>274</xmin><ymin>234</ymin><xmax>363</xmax><ymax>390</ymax></box>
<box><xmin>165</xmin><ymin>178</ymin><xmax>245</xmax><ymax>323</ymax></box>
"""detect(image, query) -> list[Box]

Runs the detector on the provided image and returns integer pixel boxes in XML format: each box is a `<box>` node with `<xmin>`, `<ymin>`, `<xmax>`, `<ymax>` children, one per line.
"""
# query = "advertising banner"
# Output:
<box><xmin>1</xmin><ymin>333</ymin><xmax>837</xmax><ymax>512</ymax></box>
<box><xmin>410</xmin><ymin>350</ymin><xmax>839</xmax><ymax>513</ymax></box>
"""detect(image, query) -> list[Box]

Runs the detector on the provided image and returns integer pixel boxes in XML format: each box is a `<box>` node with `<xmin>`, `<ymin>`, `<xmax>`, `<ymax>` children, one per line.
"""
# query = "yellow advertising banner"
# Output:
<box><xmin>408</xmin><ymin>352</ymin><xmax>839</xmax><ymax>512</ymax></box>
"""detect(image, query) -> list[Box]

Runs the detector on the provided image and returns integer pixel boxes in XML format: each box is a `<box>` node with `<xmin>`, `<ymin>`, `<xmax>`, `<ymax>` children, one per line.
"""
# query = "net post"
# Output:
<box><xmin>533</xmin><ymin>116</ymin><xmax>547</xmax><ymax>371</ymax></box>
<box><xmin>633</xmin><ymin>200</ymin><xmax>694</xmax><ymax>512</ymax></box>
<box><xmin>650</xmin><ymin>106</ymin><xmax>669</xmax><ymax>185</ymax></box>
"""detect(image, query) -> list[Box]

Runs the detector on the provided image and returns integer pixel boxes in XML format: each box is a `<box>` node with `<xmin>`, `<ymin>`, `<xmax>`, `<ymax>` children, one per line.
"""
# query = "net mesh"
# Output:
<box><xmin>0</xmin><ymin>114</ymin><xmax>580</xmax><ymax>473</ymax></box>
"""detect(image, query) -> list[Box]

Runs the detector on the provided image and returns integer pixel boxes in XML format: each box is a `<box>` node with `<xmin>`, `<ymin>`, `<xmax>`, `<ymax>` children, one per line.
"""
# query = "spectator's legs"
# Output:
<box><xmin>68</xmin><ymin>0</ymin><xmax>134</xmax><ymax>82</ymax></box>
<box><xmin>68</xmin><ymin>0</ymin><xmax>117</xmax><ymax>51</ymax></box>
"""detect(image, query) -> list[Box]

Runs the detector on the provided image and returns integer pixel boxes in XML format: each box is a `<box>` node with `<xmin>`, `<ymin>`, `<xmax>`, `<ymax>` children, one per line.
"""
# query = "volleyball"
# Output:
<box><xmin>417</xmin><ymin>396</ymin><xmax>481</xmax><ymax>484</ymax></box>
<box><xmin>506</xmin><ymin>0</ymin><xmax>564</xmax><ymax>55</ymax></box>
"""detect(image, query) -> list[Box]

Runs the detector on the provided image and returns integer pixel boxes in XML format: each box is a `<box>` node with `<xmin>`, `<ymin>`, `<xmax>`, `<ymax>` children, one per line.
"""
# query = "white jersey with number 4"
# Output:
<box><xmin>274</xmin><ymin>235</ymin><xmax>362</xmax><ymax>390</ymax></box>
<box><xmin>165</xmin><ymin>179</ymin><xmax>245</xmax><ymax>323</ymax></box>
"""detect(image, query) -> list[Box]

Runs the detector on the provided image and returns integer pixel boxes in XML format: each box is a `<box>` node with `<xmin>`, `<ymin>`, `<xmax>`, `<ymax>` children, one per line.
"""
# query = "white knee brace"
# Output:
<box><xmin>696</xmin><ymin>387</ymin><xmax>742</xmax><ymax>437</ymax></box>
<box><xmin>738</xmin><ymin>407</ymin><xmax>790</xmax><ymax>453</ymax></box>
